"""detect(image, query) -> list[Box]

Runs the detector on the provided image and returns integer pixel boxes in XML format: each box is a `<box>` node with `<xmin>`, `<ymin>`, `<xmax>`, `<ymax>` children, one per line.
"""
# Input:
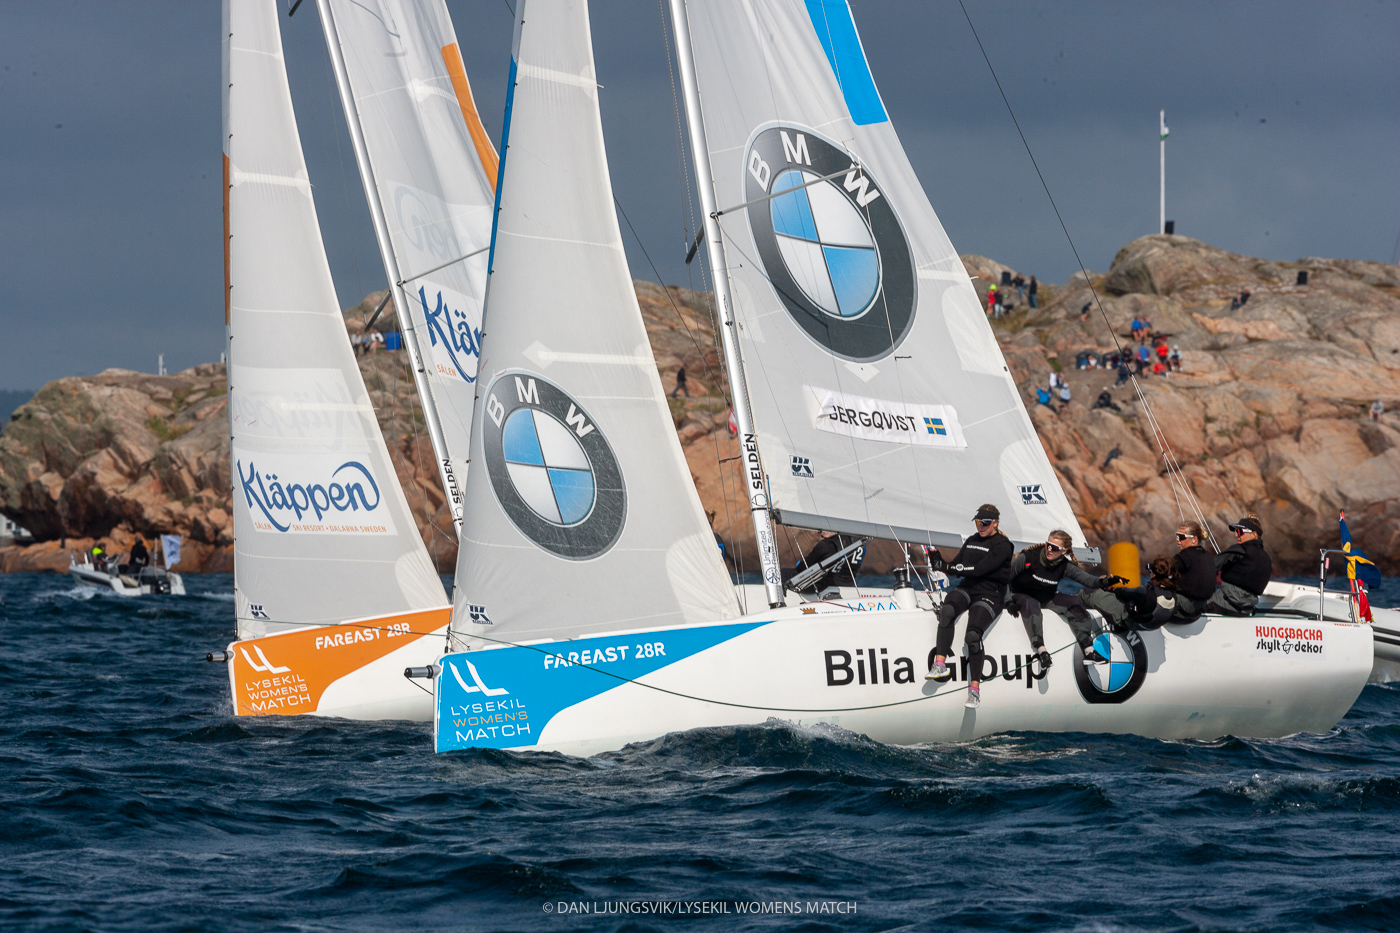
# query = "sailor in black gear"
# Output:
<box><xmin>128</xmin><ymin>538</ymin><xmax>150</xmax><ymax>571</ymax></box>
<box><xmin>927</xmin><ymin>505</ymin><xmax>1014</xmax><ymax>709</ymax></box>
<box><xmin>1170</xmin><ymin>521</ymin><xmax>1217</xmax><ymax>620</ymax></box>
<box><xmin>1205</xmin><ymin>515</ymin><xmax>1272</xmax><ymax>616</ymax></box>
<box><xmin>783</xmin><ymin>531</ymin><xmax>864</xmax><ymax>594</ymax></box>
<box><xmin>1005</xmin><ymin>531</ymin><xmax>1123</xmax><ymax>669</ymax></box>
<box><xmin>1080</xmin><ymin>557</ymin><xmax>1180</xmax><ymax>635</ymax></box>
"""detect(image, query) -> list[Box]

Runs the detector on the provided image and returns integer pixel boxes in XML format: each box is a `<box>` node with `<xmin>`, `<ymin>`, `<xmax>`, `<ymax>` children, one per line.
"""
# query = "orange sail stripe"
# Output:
<box><xmin>230</xmin><ymin>606</ymin><xmax>449</xmax><ymax>716</ymax></box>
<box><xmin>440</xmin><ymin>42</ymin><xmax>499</xmax><ymax>192</ymax></box>
<box><xmin>223</xmin><ymin>153</ymin><xmax>231</xmax><ymax>324</ymax></box>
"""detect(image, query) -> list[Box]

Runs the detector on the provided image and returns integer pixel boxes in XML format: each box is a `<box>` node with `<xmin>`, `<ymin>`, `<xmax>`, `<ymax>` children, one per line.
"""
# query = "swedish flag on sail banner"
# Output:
<box><xmin>1339</xmin><ymin>511</ymin><xmax>1379</xmax><ymax>622</ymax></box>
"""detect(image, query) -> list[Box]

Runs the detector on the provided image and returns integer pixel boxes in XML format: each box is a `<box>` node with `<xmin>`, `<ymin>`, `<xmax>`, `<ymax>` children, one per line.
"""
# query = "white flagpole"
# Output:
<box><xmin>1159</xmin><ymin>109</ymin><xmax>1168</xmax><ymax>234</ymax></box>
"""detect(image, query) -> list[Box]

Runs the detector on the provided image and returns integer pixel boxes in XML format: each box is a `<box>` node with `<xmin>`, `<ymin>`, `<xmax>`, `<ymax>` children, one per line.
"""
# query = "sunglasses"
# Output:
<box><xmin>1175</xmin><ymin>533</ymin><xmax>1196</xmax><ymax>541</ymax></box>
<box><xmin>975</xmin><ymin>519</ymin><xmax>996</xmax><ymax>526</ymax></box>
<box><xmin>1045</xmin><ymin>543</ymin><xmax>1067</xmax><ymax>553</ymax></box>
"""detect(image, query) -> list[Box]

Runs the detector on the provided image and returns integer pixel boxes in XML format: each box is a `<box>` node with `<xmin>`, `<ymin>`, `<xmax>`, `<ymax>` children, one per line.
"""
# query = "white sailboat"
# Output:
<box><xmin>221</xmin><ymin>0</ymin><xmax>454</xmax><ymax>720</ymax></box>
<box><xmin>431</xmin><ymin>0</ymin><xmax>1371</xmax><ymax>756</ymax></box>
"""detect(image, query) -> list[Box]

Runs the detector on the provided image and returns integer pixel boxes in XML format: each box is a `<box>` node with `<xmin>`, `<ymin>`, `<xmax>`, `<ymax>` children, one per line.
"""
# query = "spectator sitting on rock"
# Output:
<box><xmin>1372</xmin><ymin>399</ymin><xmax>1385</xmax><ymax>421</ymax></box>
<box><xmin>1152</xmin><ymin>359</ymin><xmax>1167</xmax><ymax>377</ymax></box>
<box><xmin>1169</xmin><ymin>345</ymin><xmax>1182</xmax><ymax>371</ymax></box>
<box><xmin>1136</xmin><ymin>345</ymin><xmax>1151</xmax><ymax>374</ymax></box>
<box><xmin>1080</xmin><ymin>302</ymin><xmax>1092</xmax><ymax>322</ymax></box>
<box><xmin>1115</xmin><ymin>360</ymin><xmax>1132</xmax><ymax>386</ymax></box>
<box><xmin>1057</xmin><ymin>383</ymin><xmax>1072</xmax><ymax>411</ymax></box>
<box><xmin>1155</xmin><ymin>340</ymin><xmax>1169</xmax><ymax>365</ymax></box>
<box><xmin>1092</xmin><ymin>390</ymin><xmax>1122</xmax><ymax>412</ymax></box>
<box><xmin>1035</xmin><ymin>386</ymin><xmax>1055</xmax><ymax>411</ymax></box>
<box><xmin>1130</xmin><ymin>317</ymin><xmax>1144</xmax><ymax>342</ymax></box>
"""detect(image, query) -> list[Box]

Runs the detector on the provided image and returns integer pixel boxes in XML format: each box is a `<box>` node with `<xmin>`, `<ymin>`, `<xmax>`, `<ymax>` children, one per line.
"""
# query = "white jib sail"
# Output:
<box><xmin>451</xmin><ymin>0</ymin><xmax>738</xmax><ymax>645</ymax></box>
<box><xmin>224</xmin><ymin>0</ymin><xmax>446</xmax><ymax>637</ymax></box>
<box><xmin>320</xmin><ymin>0</ymin><xmax>499</xmax><ymax>522</ymax></box>
<box><xmin>679</xmin><ymin>0</ymin><xmax>1087</xmax><ymax>551</ymax></box>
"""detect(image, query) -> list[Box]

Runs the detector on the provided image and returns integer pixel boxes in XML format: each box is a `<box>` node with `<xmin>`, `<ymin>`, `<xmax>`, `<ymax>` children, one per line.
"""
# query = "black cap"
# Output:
<box><xmin>1229</xmin><ymin>517</ymin><xmax>1262</xmax><ymax>535</ymax></box>
<box><xmin>974</xmin><ymin>506</ymin><xmax>1000</xmax><ymax>522</ymax></box>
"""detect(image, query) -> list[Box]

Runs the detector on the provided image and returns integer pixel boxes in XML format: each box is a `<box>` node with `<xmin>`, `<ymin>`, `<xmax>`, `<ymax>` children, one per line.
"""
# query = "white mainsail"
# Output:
<box><xmin>224</xmin><ymin>0</ymin><xmax>446</xmax><ymax>636</ymax></box>
<box><xmin>318</xmin><ymin>0</ymin><xmax>500</xmax><ymax>528</ymax></box>
<box><xmin>450</xmin><ymin>0</ymin><xmax>738</xmax><ymax>644</ymax></box>
<box><xmin>678</xmin><ymin>0</ymin><xmax>1087</xmax><ymax>551</ymax></box>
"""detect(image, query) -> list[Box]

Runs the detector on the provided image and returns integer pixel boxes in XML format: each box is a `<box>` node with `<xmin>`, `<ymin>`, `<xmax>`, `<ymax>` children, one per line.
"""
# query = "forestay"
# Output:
<box><xmin>679</xmin><ymin>0</ymin><xmax>1087</xmax><ymax>551</ymax></box>
<box><xmin>451</xmin><ymin>0</ymin><xmax>738</xmax><ymax>645</ymax></box>
<box><xmin>224</xmin><ymin>0</ymin><xmax>445</xmax><ymax>637</ymax></box>
<box><xmin>322</xmin><ymin>0</ymin><xmax>499</xmax><ymax>507</ymax></box>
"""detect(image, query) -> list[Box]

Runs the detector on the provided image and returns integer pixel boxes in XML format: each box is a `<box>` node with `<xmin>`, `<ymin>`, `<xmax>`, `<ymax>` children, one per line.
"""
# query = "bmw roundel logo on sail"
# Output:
<box><xmin>743</xmin><ymin>124</ymin><xmax>916</xmax><ymax>362</ymax></box>
<box><xmin>482</xmin><ymin>372</ymin><xmax>626</xmax><ymax>560</ymax></box>
<box><xmin>1073</xmin><ymin>630</ymin><xmax>1149</xmax><ymax>704</ymax></box>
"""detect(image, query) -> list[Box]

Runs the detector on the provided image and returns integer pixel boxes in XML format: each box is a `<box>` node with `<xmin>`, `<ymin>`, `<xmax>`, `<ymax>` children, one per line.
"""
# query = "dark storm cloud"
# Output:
<box><xmin>0</xmin><ymin>0</ymin><xmax>1395</xmax><ymax>392</ymax></box>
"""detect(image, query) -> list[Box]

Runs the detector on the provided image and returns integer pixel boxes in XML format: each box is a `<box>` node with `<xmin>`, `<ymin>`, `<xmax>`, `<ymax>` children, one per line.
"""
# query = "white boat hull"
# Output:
<box><xmin>69</xmin><ymin>561</ymin><xmax>185</xmax><ymax>597</ymax></box>
<box><xmin>225</xmin><ymin>606</ymin><xmax>449</xmax><ymax>721</ymax></box>
<box><xmin>1260</xmin><ymin>581</ymin><xmax>1400</xmax><ymax>674</ymax></box>
<box><xmin>434</xmin><ymin>602</ymin><xmax>1373</xmax><ymax>757</ymax></box>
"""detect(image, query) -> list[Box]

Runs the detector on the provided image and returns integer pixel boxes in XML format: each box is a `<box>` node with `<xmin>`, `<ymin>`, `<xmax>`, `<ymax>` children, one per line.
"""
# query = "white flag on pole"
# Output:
<box><xmin>160</xmin><ymin>535</ymin><xmax>182</xmax><ymax>570</ymax></box>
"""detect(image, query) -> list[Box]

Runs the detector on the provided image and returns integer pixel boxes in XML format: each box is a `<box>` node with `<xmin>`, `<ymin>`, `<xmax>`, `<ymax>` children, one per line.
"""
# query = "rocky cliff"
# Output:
<box><xmin>972</xmin><ymin>236</ymin><xmax>1400</xmax><ymax>572</ymax></box>
<box><xmin>2</xmin><ymin>236</ymin><xmax>1396</xmax><ymax>576</ymax></box>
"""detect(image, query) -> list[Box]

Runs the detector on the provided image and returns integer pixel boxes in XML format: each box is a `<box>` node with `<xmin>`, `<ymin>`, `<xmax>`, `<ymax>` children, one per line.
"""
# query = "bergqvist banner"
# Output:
<box><xmin>804</xmin><ymin>386</ymin><xmax>967</xmax><ymax>449</ymax></box>
<box><xmin>233</xmin><ymin>446</ymin><xmax>400</xmax><ymax>535</ymax></box>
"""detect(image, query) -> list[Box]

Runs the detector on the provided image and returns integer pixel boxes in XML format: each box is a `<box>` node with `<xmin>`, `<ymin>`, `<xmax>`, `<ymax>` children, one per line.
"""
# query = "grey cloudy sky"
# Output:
<box><xmin>1</xmin><ymin>1</ymin><xmax>1396</xmax><ymax>392</ymax></box>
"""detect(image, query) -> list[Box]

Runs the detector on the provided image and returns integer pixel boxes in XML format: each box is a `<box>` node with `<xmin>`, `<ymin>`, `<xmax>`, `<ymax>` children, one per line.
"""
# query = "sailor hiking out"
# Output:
<box><xmin>1004</xmin><ymin>530</ymin><xmax>1125</xmax><ymax>669</ymax></box>
<box><xmin>1205</xmin><ymin>515</ymin><xmax>1273</xmax><ymax>616</ymax></box>
<box><xmin>926</xmin><ymin>505</ymin><xmax>1014</xmax><ymax>709</ymax></box>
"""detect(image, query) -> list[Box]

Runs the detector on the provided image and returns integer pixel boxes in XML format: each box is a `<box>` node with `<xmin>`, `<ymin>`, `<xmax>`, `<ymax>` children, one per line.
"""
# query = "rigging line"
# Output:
<box><xmin>956</xmin><ymin>0</ymin><xmax>1217</xmax><ymax>546</ymax></box>
<box><xmin>614</xmin><ymin>188</ymin><xmax>745</xmax><ymax>601</ymax></box>
<box><xmin>285</xmin><ymin>0</ymin><xmax>366</xmax><ymax>309</ymax></box>
<box><xmin>658</xmin><ymin>5</ymin><xmax>744</xmax><ymax>601</ymax></box>
<box><xmin>460</xmin><ymin>629</ymin><xmax>1072</xmax><ymax>714</ymax></box>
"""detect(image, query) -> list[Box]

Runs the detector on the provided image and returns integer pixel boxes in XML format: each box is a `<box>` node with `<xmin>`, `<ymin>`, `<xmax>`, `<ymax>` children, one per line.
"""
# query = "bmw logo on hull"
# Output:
<box><xmin>1073</xmin><ymin>630</ymin><xmax>1149</xmax><ymax>704</ymax></box>
<box><xmin>482</xmin><ymin>372</ymin><xmax>625</xmax><ymax>560</ymax></box>
<box><xmin>744</xmin><ymin>124</ymin><xmax>916</xmax><ymax>361</ymax></box>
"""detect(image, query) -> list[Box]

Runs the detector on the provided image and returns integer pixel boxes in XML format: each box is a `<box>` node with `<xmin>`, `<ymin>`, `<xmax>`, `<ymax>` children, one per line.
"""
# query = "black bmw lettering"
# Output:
<box><xmin>825</xmin><ymin>650</ymin><xmax>853</xmax><ymax>686</ymax></box>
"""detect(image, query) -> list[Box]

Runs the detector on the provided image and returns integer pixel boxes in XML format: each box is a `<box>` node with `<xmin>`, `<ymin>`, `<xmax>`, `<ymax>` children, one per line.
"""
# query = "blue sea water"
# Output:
<box><xmin>2</xmin><ymin>572</ymin><xmax>1399</xmax><ymax>932</ymax></box>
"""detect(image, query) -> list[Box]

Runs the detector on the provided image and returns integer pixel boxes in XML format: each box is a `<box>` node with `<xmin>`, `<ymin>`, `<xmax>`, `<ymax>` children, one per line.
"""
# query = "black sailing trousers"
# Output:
<box><xmin>1008</xmin><ymin>592</ymin><xmax>1096</xmax><ymax>651</ymax></box>
<box><xmin>935</xmin><ymin>588</ymin><xmax>1001</xmax><ymax>683</ymax></box>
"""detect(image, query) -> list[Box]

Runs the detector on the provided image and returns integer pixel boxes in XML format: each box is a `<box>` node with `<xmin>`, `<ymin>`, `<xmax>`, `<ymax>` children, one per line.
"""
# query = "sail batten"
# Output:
<box><xmin>679</xmin><ymin>0</ymin><xmax>1090</xmax><ymax>553</ymax></box>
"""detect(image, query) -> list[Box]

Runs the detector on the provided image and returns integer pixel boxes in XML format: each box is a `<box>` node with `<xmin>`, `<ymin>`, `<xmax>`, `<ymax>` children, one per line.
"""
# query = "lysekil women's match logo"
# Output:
<box><xmin>743</xmin><ymin>125</ymin><xmax>915</xmax><ymax>361</ymax></box>
<box><xmin>482</xmin><ymin>372</ymin><xmax>625</xmax><ymax>560</ymax></box>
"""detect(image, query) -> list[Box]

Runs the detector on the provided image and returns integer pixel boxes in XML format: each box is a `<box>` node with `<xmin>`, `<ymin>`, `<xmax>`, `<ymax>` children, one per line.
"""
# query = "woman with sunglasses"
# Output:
<box><xmin>926</xmin><ymin>504</ymin><xmax>1014</xmax><ymax>710</ymax></box>
<box><xmin>1204</xmin><ymin>515</ymin><xmax>1273</xmax><ymax>616</ymax></box>
<box><xmin>1170</xmin><ymin>521</ymin><xmax>1217</xmax><ymax>621</ymax></box>
<box><xmin>1005</xmin><ymin>530</ymin><xmax>1124</xmax><ymax>669</ymax></box>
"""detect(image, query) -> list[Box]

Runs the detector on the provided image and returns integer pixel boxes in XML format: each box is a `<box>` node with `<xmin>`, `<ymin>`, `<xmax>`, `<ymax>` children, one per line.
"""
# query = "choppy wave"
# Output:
<box><xmin>0</xmin><ymin>572</ymin><xmax>1397</xmax><ymax>932</ymax></box>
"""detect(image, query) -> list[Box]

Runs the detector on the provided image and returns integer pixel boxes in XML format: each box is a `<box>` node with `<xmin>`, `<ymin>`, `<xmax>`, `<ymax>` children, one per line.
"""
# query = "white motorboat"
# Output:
<box><xmin>68</xmin><ymin>554</ymin><xmax>185</xmax><ymax>597</ymax></box>
<box><xmin>428</xmin><ymin>0</ymin><xmax>1374</xmax><ymax>755</ymax></box>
